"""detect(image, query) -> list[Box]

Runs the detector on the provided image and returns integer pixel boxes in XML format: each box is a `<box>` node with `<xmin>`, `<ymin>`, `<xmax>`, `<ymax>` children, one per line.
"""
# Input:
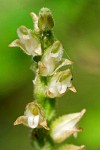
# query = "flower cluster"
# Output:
<box><xmin>9</xmin><ymin>7</ymin><xmax>86</xmax><ymax>150</ymax></box>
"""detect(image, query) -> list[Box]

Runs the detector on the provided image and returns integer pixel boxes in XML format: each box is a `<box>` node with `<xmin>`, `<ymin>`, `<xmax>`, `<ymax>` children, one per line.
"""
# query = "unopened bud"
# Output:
<box><xmin>38</xmin><ymin>7</ymin><xmax>54</xmax><ymax>31</ymax></box>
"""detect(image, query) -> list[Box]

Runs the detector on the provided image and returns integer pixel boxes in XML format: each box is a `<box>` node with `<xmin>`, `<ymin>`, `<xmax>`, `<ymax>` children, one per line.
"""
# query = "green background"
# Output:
<box><xmin>0</xmin><ymin>0</ymin><xmax>100</xmax><ymax>149</ymax></box>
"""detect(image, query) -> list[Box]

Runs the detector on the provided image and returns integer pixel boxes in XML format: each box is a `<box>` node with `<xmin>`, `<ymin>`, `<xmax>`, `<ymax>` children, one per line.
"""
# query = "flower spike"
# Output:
<box><xmin>10</xmin><ymin>7</ymin><xmax>86</xmax><ymax>149</ymax></box>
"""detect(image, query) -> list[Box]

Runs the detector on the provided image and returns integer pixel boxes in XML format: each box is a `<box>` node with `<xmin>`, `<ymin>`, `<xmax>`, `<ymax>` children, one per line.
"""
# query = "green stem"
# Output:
<box><xmin>43</xmin><ymin>98</ymin><xmax>56</xmax><ymax>123</ymax></box>
<box><xmin>30</xmin><ymin>127</ymin><xmax>55</xmax><ymax>150</ymax></box>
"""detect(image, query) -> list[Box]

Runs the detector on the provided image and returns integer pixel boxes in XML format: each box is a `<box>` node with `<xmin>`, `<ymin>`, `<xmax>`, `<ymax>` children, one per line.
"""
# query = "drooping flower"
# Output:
<box><xmin>46</xmin><ymin>69</ymin><xmax>76</xmax><ymax>98</ymax></box>
<box><xmin>14</xmin><ymin>102</ymin><xmax>49</xmax><ymax>130</ymax></box>
<box><xmin>9</xmin><ymin>26</ymin><xmax>42</xmax><ymax>57</ymax></box>
<box><xmin>50</xmin><ymin>109</ymin><xmax>86</xmax><ymax>143</ymax></box>
<box><xmin>38</xmin><ymin>41</ymin><xmax>72</xmax><ymax>76</ymax></box>
<box><xmin>58</xmin><ymin>144</ymin><xmax>86</xmax><ymax>150</ymax></box>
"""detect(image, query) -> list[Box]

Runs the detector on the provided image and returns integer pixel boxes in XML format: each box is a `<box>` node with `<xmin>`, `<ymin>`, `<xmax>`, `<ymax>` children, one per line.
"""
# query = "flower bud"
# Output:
<box><xmin>9</xmin><ymin>26</ymin><xmax>42</xmax><ymax>57</ymax></box>
<box><xmin>46</xmin><ymin>69</ymin><xmax>76</xmax><ymax>98</ymax></box>
<box><xmin>30</xmin><ymin>12</ymin><xmax>39</xmax><ymax>32</ymax></box>
<box><xmin>38</xmin><ymin>7</ymin><xmax>54</xmax><ymax>31</ymax></box>
<box><xmin>50</xmin><ymin>109</ymin><xmax>86</xmax><ymax>143</ymax></box>
<box><xmin>38</xmin><ymin>41</ymin><xmax>72</xmax><ymax>76</ymax></box>
<box><xmin>58</xmin><ymin>144</ymin><xmax>86</xmax><ymax>150</ymax></box>
<box><xmin>14</xmin><ymin>102</ymin><xmax>49</xmax><ymax>130</ymax></box>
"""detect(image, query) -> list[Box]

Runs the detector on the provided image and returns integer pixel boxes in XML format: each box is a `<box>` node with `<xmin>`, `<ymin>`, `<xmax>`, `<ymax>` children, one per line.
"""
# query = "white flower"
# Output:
<box><xmin>14</xmin><ymin>102</ymin><xmax>49</xmax><ymax>130</ymax></box>
<box><xmin>50</xmin><ymin>109</ymin><xmax>86</xmax><ymax>143</ymax></box>
<box><xmin>9</xmin><ymin>26</ymin><xmax>42</xmax><ymax>57</ymax></box>
<box><xmin>38</xmin><ymin>41</ymin><xmax>72</xmax><ymax>76</ymax></box>
<box><xmin>46</xmin><ymin>69</ymin><xmax>76</xmax><ymax>98</ymax></box>
<box><xmin>58</xmin><ymin>144</ymin><xmax>86</xmax><ymax>150</ymax></box>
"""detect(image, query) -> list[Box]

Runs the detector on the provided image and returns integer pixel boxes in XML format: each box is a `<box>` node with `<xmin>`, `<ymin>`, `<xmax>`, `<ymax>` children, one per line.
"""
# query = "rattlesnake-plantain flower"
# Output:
<box><xmin>9</xmin><ymin>26</ymin><xmax>42</xmax><ymax>57</ymax></box>
<box><xmin>14</xmin><ymin>102</ymin><xmax>49</xmax><ymax>130</ymax></box>
<box><xmin>50</xmin><ymin>109</ymin><xmax>86</xmax><ymax>143</ymax></box>
<box><xmin>46</xmin><ymin>69</ymin><xmax>76</xmax><ymax>98</ymax></box>
<box><xmin>38</xmin><ymin>40</ymin><xmax>73</xmax><ymax>76</ymax></box>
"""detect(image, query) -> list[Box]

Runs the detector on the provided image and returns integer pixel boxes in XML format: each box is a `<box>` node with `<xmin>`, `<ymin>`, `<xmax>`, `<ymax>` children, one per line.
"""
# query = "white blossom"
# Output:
<box><xmin>38</xmin><ymin>41</ymin><xmax>72</xmax><ymax>76</ymax></box>
<box><xmin>9</xmin><ymin>26</ymin><xmax>42</xmax><ymax>57</ymax></box>
<box><xmin>46</xmin><ymin>69</ymin><xmax>76</xmax><ymax>98</ymax></box>
<box><xmin>50</xmin><ymin>109</ymin><xmax>86</xmax><ymax>143</ymax></box>
<box><xmin>14</xmin><ymin>102</ymin><xmax>49</xmax><ymax>130</ymax></box>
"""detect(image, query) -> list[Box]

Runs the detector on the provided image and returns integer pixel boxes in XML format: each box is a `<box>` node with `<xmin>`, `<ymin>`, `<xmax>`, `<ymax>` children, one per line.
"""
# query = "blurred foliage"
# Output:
<box><xmin>0</xmin><ymin>0</ymin><xmax>100</xmax><ymax>150</ymax></box>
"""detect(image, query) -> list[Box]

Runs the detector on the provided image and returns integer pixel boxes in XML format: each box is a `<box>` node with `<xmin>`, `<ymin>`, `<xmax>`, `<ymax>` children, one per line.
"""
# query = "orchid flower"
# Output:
<box><xmin>14</xmin><ymin>102</ymin><xmax>49</xmax><ymax>130</ymax></box>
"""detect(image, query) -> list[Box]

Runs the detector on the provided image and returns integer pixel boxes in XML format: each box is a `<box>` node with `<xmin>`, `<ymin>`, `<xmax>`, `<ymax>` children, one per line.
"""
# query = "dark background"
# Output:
<box><xmin>0</xmin><ymin>0</ymin><xmax>100</xmax><ymax>149</ymax></box>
